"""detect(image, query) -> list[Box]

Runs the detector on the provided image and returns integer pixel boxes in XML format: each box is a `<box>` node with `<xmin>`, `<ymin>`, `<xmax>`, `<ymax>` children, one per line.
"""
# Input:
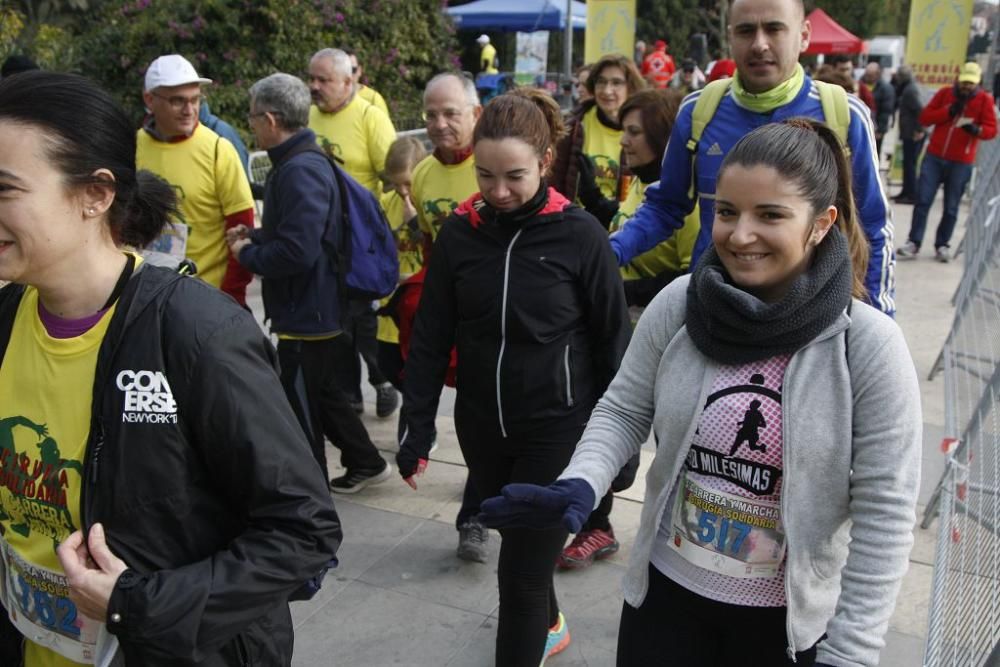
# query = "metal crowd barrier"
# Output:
<box><xmin>921</xmin><ymin>132</ymin><xmax>1000</xmax><ymax>666</ymax></box>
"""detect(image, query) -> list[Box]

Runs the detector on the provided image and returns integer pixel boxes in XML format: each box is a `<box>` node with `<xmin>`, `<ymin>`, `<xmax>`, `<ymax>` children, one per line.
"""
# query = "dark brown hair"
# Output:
<box><xmin>719</xmin><ymin>118</ymin><xmax>870</xmax><ymax>300</ymax></box>
<box><xmin>616</xmin><ymin>88</ymin><xmax>684</xmax><ymax>165</ymax></box>
<box><xmin>474</xmin><ymin>88</ymin><xmax>566</xmax><ymax>164</ymax></box>
<box><xmin>0</xmin><ymin>71</ymin><xmax>176</xmax><ymax>248</ymax></box>
<box><xmin>585</xmin><ymin>54</ymin><xmax>647</xmax><ymax>97</ymax></box>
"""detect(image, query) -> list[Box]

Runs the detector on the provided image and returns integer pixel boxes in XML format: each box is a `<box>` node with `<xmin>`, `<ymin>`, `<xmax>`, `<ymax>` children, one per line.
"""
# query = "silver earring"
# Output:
<box><xmin>87</xmin><ymin>208</ymin><xmax>96</xmax><ymax>215</ymax></box>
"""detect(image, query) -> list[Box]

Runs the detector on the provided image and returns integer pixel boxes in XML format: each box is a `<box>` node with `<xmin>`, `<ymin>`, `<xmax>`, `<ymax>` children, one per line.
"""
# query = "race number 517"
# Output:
<box><xmin>696</xmin><ymin>511</ymin><xmax>751</xmax><ymax>554</ymax></box>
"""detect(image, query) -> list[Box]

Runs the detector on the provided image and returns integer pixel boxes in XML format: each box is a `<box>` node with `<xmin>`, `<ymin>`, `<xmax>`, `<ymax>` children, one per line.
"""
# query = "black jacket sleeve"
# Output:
<box><xmin>398</xmin><ymin>221</ymin><xmax>459</xmax><ymax>473</ymax></box>
<box><xmin>106</xmin><ymin>306</ymin><xmax>342</xmax><ymax>660</ymax></box>
<box><xmin>573</xmin><ymin>209</ymin><xmax>631</xmax><ymax>393</ymax></box>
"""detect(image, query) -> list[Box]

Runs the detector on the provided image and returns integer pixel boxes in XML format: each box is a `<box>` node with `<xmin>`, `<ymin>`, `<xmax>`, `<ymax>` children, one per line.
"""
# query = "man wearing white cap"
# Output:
<box><xmin>477</xmin><ymin>34</ymin><xmax>498</xmax><ymax>74</ymax></box>
<box><xmin>897</xmin><ymin>61</ymin><xmax>997</xmax><ymax>262</ymax></box>
<box><xmin>136</xmin><ymin>54</ymin><xmax>255</xmax><ymax>305</ymax></box>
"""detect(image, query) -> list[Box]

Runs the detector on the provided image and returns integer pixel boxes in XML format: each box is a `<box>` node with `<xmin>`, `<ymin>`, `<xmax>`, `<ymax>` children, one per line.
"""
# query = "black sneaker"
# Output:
<box><xmin>457</xmin><ymin>520</ymin><xmax>489</xmax><ymax>563</ymax></box>
<box><xmin>375</xmin><ymin>382</ymin><xmax>399</xmax><ymax>418</ymax></box>
<box><xmin>330</xmin><ymin>463</ymin><xmax>392</xmax><ymax>494</ymax></box>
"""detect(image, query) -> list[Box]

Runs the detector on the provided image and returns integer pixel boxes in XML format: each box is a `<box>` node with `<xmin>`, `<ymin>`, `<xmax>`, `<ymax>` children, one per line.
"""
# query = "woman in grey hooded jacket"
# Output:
<box><xmin>481</xmin><ymin>118</ymin><xmax>921</xmax><ymax>667</ymax></box>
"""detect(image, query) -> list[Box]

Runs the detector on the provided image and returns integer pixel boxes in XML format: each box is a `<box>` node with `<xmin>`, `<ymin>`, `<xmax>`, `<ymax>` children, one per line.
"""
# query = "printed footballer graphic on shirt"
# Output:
<box><xmin>423</xmin><ymin>197</ymin><xmax>459</xmax><ymax>235</ymax></box>
<box><xmin>668</xmin><ymin>358</ymin><xmax>790</xmax><ymax>579</ymax></box>
<box><xmin>318</xmin><ymin>135</ymin><xmax>344</xmax><ymax>160</ymax></box>
<box><xmin>590</xmin><ymin>154</ymin><xmax>621</xmax><ymax>199</ymax></box>
<box><xmin>0</xmin><ymin>416</ymin><xmax>80</xmax><ymax>546</ymax></box>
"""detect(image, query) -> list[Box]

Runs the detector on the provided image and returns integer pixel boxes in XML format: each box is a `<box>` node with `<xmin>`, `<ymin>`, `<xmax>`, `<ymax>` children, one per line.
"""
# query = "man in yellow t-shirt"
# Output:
<box><xmin>477</xmin><ymin>34</ymin><xmax>498</xmax><ymax>74</ymax></box>
<box><xmin>345</xmin><ymin>48</ymin><xmax>390</xmax><ymax>118</ymax></box>
<box><xmin>412</xmin><ymin>73</ymin><xmax>482</xmax><ymax>249</ymax></box>
<box><xmin>407</xmin><ymin>72</ymin><xmax>490</xmax><ymax>563</ymax></box>
<box><xmin>136</xmin><ymin>54</ymin><xmax>255</xmax><ymax>305</ymax></box>
<box><xmin>307</xmin><ymin>48</ymin><xmax>396</xmax><ymax>197</ymax></box>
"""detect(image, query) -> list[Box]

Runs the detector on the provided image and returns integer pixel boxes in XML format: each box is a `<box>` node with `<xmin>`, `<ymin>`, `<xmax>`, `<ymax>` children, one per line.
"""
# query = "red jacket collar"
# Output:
<box><xmin>455</xmin><ymin>188</ymin><xmax>572</xmax><ymax>228</ymax></box>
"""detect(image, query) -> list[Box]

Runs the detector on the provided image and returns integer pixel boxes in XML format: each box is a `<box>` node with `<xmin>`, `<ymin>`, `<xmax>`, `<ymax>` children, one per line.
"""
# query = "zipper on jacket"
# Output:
<box><xmin>563</xmin><ymin>344</ymin><xmax>575</xmax><ymax>407</ymax></box>
<box><xmin>89</xmin><ymin>418</ymin><xmax>105</xmax><ymax>485</ymax></box>
<box><xmin>235</xmin><ymin>633</ymin><xmax>252</xmax><ymax>666</ymax></box>
<box><xmin>495</xmin><ymin>229</ymin><xmax>524</xmax><ymax>438</ymax></box>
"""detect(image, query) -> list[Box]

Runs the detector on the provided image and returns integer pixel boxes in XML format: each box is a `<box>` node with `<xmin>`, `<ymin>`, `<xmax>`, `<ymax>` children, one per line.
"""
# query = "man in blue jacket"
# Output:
<box><xmin>230</xmin><ymin>72</ymin><xmax>391</xmax><ymax>493</ymax></box>
<box><xmin>610</xmin><ymin>0</ymin><xmax>895</xmax><ymax>314</ymax></box>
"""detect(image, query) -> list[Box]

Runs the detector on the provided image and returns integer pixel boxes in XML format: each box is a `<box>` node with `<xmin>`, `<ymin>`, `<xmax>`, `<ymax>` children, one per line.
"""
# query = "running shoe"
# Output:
<box><xmin>330</xmin><ymin>462</ymin><xmax>392</xmax><ymax>494</ymax></box>
<box><xmin>541</xmin><ymin>612</ymin><xmax>570</xmax><ymax>665</ymax></box>
<box><xmin>456</xmin><ymin>519</ymin><xmax>489</xmax><ymax>563</ymax></box>
<box><xmin>896</xmin><ymin>241</ymin><xmax>919</xmax><ymax>260</ymax></box>
<box><xmin>934</xmin><ymin>246</ymin><xmax>951</xmax><ymax>263</ymax></box>
<box><xmin>375</xmin><ymin>382</ymin><xmax>399</xmax><ymax>418</ymax></box>
<box><xmin>556</xmin><ymin>527</ymin><xmax>620</xmax><ymax>570</ymax></box>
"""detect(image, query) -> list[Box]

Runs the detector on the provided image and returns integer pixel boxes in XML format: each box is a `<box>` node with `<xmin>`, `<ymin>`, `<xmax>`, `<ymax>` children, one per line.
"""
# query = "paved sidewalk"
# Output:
<box><xmin>245</xmin><ymin>194</ymin><xmax>963</xmax><ymax>666</ymax></box>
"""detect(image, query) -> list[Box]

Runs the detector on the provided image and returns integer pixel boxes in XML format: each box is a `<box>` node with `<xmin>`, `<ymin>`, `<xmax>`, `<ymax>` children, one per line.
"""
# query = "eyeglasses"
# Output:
<box><xmin>351</xmin><ymin>66</ymin><xmax>359</xmax><ymax>74</ymax></box>
<box><xmin>422</xmin><ymin>107</ymin><xmax>471</xmax><ymax>123</ymax></box>
<box><xmin>152</xmin><ymin>92</ymin><xmax>202</xmax><ymax>111</ymax></box>
<box><xmin>594</xmin><ymin>77</ymin><xmax>627</xmax><ymax>89</ymax></box>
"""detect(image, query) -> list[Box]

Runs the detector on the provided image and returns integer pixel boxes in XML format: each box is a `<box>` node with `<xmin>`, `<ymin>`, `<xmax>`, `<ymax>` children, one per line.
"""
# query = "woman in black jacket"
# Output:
<box><xmin>396</xmin><ymin>89</ymin><xmax>631</xmax><ymax>666</ymax></box>
<box><xmin>0</xmin><ymin>71</ymin><xmax>340</xmax><ymax>666</ymax></box>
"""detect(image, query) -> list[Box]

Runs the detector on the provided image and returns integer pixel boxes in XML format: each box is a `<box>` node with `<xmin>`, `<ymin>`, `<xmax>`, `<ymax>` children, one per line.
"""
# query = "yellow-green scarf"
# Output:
<box><xmin>731</xmin><ymin>64</ymin><xmax>806</xmax><ymax>113</ymax></box>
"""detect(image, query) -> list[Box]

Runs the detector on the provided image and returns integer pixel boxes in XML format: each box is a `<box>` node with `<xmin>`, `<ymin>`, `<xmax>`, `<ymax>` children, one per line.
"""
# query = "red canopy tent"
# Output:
<box><xmin>804</xmin><ymin>8</ymin><xmax>864</xmax><ymax>54</ymax></box>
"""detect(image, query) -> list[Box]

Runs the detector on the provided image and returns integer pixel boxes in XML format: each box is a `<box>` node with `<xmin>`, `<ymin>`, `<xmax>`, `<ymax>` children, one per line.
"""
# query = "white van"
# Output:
<box><xmin>864</xmin><ymin>35</ymin><xmax>906</xmax><ymax>80</ymax></box>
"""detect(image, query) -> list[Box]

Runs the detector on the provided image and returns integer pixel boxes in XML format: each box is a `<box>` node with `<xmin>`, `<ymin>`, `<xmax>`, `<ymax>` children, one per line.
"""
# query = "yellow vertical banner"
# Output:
<box><xmin>584</xmin><ymin>0</ymin><xmax>636</xmax><ymax>63</ymax></box>
<box><xmin>905</xmin><ymin>0</ymin><xmax>974</xmax><ymax>90</ymax></box>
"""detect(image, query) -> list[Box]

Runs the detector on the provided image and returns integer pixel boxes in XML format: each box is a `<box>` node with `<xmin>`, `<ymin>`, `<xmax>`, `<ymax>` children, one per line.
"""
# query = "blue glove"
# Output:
<box><xmin>479</xmin><ymin>478</ymin><xmax>595</xmax><ymax>533</ymax></box>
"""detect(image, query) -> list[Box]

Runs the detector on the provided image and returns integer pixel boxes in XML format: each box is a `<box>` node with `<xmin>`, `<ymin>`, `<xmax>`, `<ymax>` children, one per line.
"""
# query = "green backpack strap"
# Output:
<box><xmin>815</xmin><ymin>80</ymin><xmax>851</xmax><ymax>155</ymax></box>
<box><xmin>687</xmin><ymin>79</ymin><xmax>733</xmax><ymax>153</ymax></box>
<box><xmin>685</xmin><ymin>79</ymin><xmax>733</xmax><ymax>199</ymax></box>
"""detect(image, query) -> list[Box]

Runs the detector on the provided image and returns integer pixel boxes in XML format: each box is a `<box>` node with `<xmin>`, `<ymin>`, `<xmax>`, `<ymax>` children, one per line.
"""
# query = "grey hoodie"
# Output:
<box><xmin>560</xmin><ymin>276</ymin><xmax>921</xmax><ymax>667</ymax></box>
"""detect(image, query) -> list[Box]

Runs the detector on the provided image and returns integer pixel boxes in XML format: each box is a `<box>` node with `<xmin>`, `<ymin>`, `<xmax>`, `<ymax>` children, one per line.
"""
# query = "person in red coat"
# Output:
<box><xmin>898</xmin><ymin>62</ymin><xmax>997</xmax><ymax>262</ymax></box>
<box><xmin>642</xmin><ymin>40</ymin><xmax>676</xmax><ymax>89</ymax></box>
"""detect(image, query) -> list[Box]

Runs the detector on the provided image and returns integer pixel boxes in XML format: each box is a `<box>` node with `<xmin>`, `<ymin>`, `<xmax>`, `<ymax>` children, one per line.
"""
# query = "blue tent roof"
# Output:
<box><xmin>446</xmin><ymin>0</ymin><xmax>587</xmax><ymax>32</ymax></box>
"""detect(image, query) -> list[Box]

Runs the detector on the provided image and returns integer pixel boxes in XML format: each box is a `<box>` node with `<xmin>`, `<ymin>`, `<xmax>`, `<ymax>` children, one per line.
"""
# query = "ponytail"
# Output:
<box><xmin>474</xmin><ymin>88</ymin><xmax>567</xmax><ymax>165</ymax></box>
<box><xmin>114</xmin><ymin>171</ymin><xmax>177</xmax><ymax>249</ymax></box>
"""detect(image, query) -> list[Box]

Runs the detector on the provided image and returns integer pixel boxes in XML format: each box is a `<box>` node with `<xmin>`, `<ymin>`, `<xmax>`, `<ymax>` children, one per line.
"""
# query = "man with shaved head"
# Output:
<box><xmin>609</xmin><ymin>0</ymin><xmax>896</xmax><ymax>315</ymax></box>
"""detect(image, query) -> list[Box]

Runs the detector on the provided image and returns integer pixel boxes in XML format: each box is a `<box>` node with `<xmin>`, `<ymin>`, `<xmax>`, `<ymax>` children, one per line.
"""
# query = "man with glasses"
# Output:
<box><xmin>231</xmin><ymin>73</ymin><xmax>392</xmax><ymax>493</ymax></box>
<box><xmin>307</xmin><ymin>47</ymin><xmax>396</xmax><ymax>197</ymax></box>
<box><xmin>404</xmin><ymin>72</ymin><xmax>491</xmax><ymax>563</ymax></box>
<box><xmin>136</xmin><ymin>54</ymin><xmax>255</xmax><ymax>305</ymax></box>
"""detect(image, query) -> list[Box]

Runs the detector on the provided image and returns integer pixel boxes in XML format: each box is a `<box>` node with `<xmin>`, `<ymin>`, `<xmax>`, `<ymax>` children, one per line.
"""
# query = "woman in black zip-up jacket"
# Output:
<box><xmin>397</xmin><ymin>90</ymin><xmax>630</xmax><ymax>666</ymax></box>
<box><xmin>0</xmin><ymin>72</ymin><xmax>340</xmax><ymax>666</ymax></box>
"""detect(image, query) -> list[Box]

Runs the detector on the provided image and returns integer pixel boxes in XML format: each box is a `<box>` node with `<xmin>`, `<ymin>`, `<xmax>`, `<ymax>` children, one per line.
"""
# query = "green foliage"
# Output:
<box><xmin>636</xmin><ymin>0</ymin><xmax>724</xmax><ymax>59</ymax></box>
<box><xmin>804</xmin><ymin>1</ymin><xmax>886</xmax><ymax>40</ymax></box>
<box><xmin>0</xmin><ymin>6</ymin><xmax>78</xmax><ymax>69</ymax></box>
<box><xmin>71</xmin><ymin>0</ymin><xmax>458</xmax><ymax>137</ymax></box>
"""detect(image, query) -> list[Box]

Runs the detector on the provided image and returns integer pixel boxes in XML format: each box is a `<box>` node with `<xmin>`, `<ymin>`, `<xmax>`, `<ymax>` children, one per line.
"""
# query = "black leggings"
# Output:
<box><xmin>455</xmin><ymin>413</ymin><xmax>584</xmax><ymax>667</ymax></box>
<box><xmin>617</xmin><ymin>564</ymin><xmax>818</xmax><ymax>666</ymax></box>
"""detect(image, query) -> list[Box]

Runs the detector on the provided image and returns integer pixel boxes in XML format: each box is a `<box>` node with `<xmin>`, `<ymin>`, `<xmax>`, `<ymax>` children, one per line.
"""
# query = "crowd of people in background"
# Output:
<box><xmin>0</xmin><ymin>0</ymin><xmax>995</xmax><ymax>662</ymax></box>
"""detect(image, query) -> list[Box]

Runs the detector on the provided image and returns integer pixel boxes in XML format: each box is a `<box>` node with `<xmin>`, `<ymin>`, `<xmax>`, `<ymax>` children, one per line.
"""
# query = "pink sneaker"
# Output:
<box><xmin>556</xmin><ymin>527</ymin><xmax>619</xmax><ymax>570</ymax></box>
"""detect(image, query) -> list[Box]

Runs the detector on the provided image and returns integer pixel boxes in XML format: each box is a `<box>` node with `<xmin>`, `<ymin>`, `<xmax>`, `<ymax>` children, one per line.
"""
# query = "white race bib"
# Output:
<box><xmin>0</xmin><ymin>538</ymin><xmax>100</xmax><ymax>663</ymax></box>
<box><xmin>666</xmin><ymin>471</ymin><xmax>786</xmax><ymax>578</ymax></box>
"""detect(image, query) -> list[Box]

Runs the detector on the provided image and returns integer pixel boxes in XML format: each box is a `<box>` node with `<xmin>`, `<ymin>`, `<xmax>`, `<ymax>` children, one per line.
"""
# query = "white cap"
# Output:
<box><xmin>144</xmin><ymin>54</ymin><xmax>212</xmax><ymax>91</ymax></box>
<box><xmin>476</xmin><ymin>34</ymin><xmax>490</xmax><ymax>45</ymax></box>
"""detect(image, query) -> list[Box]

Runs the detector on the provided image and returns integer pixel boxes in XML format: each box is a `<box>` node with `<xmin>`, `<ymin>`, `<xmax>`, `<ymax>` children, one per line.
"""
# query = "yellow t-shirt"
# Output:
<box><xmin>0</xmin><ymin>288</ymin><xmax>117</xmax><ymax>667</ymax></box>
<box><xmin>357</xmin><ymin>85</ymin><xmax>389</xmax><ymax>117</ymax></box>
<box><xmin>610</xmin><ymin>176</ymin><xmax>700</xmax><ymax>279</ymax></box>
<box><xmin>136</xmin><ymin>124</ymin><xmax>254</xmax><ymax>289</ymax></box>
<box><xmin>581</xmin><ymin>107</ymin><xmax>624</xmax><ymax>200</ymax></box>
<box><xmin>376</xmin><ymin>191</ymin><xmax>426</xmax><ymax>344</ymax></box>
<box><xmin>308</xmin><ymin>95</ymin><xmax>396</xmax><ymax>197</ymax></box>
<box><xmin>411</xmin><ymin>153</ymin><xmax>478</xmax><ymax>241</ymax></box>
<box><xmin>480</xmin><ymin>44</ymin><xmax>498</xmax><ymax>74</ymax></box>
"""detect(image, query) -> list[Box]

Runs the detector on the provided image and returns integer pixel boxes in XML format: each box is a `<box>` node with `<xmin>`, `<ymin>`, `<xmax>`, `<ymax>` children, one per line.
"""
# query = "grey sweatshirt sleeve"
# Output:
<box><xmin>817</xmin><ymin>312</ymin><xmax>922</xmax><ymax>667</ymax></box>
<box><xmin>558</xmin><ymin>278</ymin><xmax>688</xmax><ymax>502</ymax></box>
